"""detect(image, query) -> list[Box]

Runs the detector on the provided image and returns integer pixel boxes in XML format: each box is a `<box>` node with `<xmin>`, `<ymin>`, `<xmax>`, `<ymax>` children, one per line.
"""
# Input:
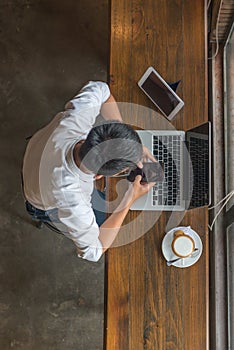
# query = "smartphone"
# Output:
<box><xmin>127</xmin><ymin>162</ymin><xmax>164</xmax><ymax>183</ymax></box>
<box><xmin>138</xmin><ymin>66</ymin><xmax>184</xmax><ymax>120</ymax></box>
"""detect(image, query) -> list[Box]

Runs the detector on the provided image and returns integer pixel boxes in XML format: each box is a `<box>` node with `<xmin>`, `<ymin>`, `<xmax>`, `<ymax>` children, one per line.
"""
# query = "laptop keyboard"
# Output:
<box><xmin>189</xmin><ymin>136</ymin><xmax>209</xmax><ymax>208</ymax></box>
<box><xmin>153</xmin><ymin>135</ymin><xmax>182</xmax><ymax>207</ymax></box>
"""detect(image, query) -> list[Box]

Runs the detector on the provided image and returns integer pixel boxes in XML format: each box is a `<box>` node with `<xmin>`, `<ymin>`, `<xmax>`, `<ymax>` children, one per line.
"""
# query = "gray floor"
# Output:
<box><xmin>0</xmin><ymin>1</ymin><xmax>108</xmax><ymax>349</ymax></box>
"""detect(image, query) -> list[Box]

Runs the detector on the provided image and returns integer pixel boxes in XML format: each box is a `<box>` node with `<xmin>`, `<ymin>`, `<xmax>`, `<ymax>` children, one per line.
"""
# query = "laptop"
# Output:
<box><xmin>130</xmin><ymin>122</ymin><xmax>211</xmax><ymax>211</ymax></box>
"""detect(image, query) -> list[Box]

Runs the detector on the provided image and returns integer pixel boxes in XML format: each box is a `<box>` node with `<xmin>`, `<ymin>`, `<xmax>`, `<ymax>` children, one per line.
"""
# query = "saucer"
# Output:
<box><xmin>162</xmin><ymin>226</ymin><xmax>203</xmax><ymax>268</ymax></box>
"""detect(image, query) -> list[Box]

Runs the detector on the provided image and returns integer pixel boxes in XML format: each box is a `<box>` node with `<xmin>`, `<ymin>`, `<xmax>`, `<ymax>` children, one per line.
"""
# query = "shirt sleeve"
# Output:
<box><xmin>65</xmin><ymin>81</ymin><xmax>110</xmax><ymax>109</ymax></box>
<box><xmin>76</xmin><ymin>238</ymin><xmax>103</xmax><ymax>262</ymax></box>
<box><xmin>65</xmin><ymin>80</ymin><xmax>110</xmax><ymax>121</ymax></box>
<box><xmin>57</xmin><ymin>205</ymin><xmax>104</xmax><ymax>263</ymax></box>
<box><xmin>58</xmin><ymin>81</ymin><xmax>110</xmax><ymax>139</ymax></box>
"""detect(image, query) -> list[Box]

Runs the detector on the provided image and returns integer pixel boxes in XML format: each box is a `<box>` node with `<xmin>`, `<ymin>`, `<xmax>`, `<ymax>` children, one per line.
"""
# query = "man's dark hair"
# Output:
<box><xmin>79</xmin><ymin>120</ymin><xmax>142</xmax><ymax>176</ymax></box>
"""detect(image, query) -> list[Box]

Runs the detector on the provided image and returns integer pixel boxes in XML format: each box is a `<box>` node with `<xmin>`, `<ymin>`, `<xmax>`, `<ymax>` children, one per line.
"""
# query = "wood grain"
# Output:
<box><xmin>105</xmin><ymin>1</ymin><xmax>209</xmax><ymax>349</ymax></box>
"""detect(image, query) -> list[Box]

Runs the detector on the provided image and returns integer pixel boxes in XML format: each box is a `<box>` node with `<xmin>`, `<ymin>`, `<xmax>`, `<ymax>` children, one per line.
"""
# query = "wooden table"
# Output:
<box><xmin>105</xmin><ymin>1</ymin><xmax>209</xmax><ymax>349</ymax></box>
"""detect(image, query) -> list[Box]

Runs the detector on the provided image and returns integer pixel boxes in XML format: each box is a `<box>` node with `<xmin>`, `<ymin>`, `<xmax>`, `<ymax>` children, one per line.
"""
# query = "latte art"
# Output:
<box><xmin>173</xmin><ymin>236</ymin><xmax>194</xmax><ymax>257</ymax></box>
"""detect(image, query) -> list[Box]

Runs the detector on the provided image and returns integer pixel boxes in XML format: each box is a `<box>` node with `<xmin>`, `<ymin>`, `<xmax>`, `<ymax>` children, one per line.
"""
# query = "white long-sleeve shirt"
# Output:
<box><xmin>23</xmin><ymin>81</ymin><xmax>111</xmax><ymax>262</ymax></box>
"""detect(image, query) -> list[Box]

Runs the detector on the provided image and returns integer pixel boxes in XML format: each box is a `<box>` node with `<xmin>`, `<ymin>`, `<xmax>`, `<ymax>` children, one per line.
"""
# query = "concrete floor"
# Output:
<box><xmin>0</xmin><ymin>1</ymin><xmax>108</xmax><ymax>349</ymax></box>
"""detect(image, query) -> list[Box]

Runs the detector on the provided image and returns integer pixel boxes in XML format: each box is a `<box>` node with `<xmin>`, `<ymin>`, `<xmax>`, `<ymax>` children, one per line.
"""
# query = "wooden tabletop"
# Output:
<box><xmin>105</xmin><ymin>1</ymin><xmax>209</xmax><ymax>349</ymax></box>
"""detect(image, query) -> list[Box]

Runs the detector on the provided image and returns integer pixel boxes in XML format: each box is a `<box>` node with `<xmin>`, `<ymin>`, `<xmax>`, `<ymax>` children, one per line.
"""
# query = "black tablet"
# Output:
<box><xmin>138</xmin><ymin>66</ymin><xmax>184</xmax><ymax>120</ymax></box>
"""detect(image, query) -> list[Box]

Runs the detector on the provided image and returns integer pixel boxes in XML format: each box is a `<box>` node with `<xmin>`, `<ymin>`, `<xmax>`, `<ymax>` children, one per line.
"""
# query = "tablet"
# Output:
<box><xmin>138</xmin><ymin>66</ymin><xmax>184</xmax><ymax>120</ymax></box>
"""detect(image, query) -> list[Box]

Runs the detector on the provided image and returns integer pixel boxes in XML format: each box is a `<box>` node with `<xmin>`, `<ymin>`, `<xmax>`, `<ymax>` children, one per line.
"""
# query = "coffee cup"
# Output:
<box><xmin>171</xmin><ymin>230</ymin><xmax>195</xmax><ymax>258</ymax></box>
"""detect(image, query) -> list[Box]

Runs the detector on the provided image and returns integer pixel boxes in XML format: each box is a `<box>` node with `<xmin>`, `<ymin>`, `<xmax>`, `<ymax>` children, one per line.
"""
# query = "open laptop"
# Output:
<box><xmin>130</xmin><ymin>122</ymin><xmax>211</xmax><ymax>211</ymax></box>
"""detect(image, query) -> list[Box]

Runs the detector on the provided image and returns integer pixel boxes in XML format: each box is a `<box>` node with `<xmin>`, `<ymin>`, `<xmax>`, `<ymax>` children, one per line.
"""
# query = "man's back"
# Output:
<box><xmin>22</xmin><ymin>81</ymin><xmax>110</xmax><ymax>262</ymax></box>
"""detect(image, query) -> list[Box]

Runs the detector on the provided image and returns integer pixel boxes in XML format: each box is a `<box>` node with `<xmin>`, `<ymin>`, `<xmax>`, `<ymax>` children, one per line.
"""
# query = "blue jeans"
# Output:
<box><xmin>25</xmin><ymin>201</ymin><xmax>60</xmax><ymax>223</ymax></box>
<box><xmin>91</xmin><ymin>189</ymin><xmax>106</xmax><ymax>227</ymax></box>
<box><xmin>25</xmin><ymin>189</ymin><xmax>106</xmax><ymax>228</ymax></box>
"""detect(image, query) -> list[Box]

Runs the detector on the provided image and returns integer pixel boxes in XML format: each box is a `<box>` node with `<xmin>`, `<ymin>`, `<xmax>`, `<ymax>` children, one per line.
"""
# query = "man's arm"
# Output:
<box><xmin>98</xmin><ymin>175</ymin><xmax>155</xmax><ymax>252</ymax></box>
<box><xmin>100</xmin><ymin>94</ymin><xmax>123</xmax><ymax>122</ymax></box>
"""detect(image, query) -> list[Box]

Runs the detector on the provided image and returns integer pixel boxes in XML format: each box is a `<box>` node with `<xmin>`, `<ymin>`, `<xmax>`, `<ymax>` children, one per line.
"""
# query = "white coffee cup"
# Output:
<box><xmin>171</xmin><ymin>230</ymin><xmax>195</xmax><ymax>258</ymax></box>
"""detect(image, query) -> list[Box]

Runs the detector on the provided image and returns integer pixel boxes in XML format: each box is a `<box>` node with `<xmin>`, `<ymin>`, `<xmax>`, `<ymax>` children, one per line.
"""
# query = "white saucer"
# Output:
<box><xmin>162</xmin><ymin>226</ymin><xmax>203</xmax><ymax>268</ymax></box>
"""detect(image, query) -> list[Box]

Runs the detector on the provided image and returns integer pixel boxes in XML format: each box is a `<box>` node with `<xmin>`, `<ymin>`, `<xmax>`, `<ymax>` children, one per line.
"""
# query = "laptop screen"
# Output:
<box><xmin>186</xmin><ymin>122</ymin><xmax>211</xmax><ymax>208</ymax></box>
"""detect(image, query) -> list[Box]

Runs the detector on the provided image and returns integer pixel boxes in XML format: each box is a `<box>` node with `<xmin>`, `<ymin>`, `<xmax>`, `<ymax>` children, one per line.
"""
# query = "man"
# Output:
<box><xmin>23</xmin><ymin>81</ymin><xmax>156</xmax><ymax>262</ymax></box>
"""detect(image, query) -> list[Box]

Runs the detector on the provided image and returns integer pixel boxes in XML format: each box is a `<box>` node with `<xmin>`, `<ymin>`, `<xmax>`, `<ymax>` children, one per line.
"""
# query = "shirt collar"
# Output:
<box><xmin>65</xmin><ymin>142</ymin><xmax>95</xmax><ymax>182</ymax></box>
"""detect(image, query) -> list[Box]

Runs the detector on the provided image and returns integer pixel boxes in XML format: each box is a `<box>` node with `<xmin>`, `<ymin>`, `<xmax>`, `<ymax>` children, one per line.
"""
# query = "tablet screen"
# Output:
<box><xmin>141</xmin><ymin>72</ymin><xmax>180</xmax><ymax>115</ymax></box>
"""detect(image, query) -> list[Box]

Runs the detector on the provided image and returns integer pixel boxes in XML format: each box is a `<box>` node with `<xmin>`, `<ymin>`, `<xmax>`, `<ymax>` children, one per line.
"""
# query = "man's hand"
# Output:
<box><xmin>142</xmin><ymin>146</ymin><xmax>158</xmax><ymax>163</ymax></box>
<box><xmin>125</xmin><ymin>175</ymin><xmax>156</xmax><ymax>206</ymax></box>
